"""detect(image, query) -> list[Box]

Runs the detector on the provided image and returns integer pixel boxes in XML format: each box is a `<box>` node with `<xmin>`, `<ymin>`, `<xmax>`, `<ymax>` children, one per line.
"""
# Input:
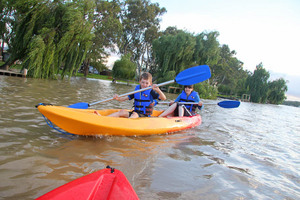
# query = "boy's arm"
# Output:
<box><xmin>113</xmin><ymin>94</ymin><xmax>129</xmax><ymax>102</ymax></box>
<box><xmin>152</xmin><ymin>84</ymin><xmax>166</xmax><ymax>100</ymax></box>
<box><xmin>195</xmin><ymin>94</ymin><xmax>203</xmax><ymax>107</ymax></box>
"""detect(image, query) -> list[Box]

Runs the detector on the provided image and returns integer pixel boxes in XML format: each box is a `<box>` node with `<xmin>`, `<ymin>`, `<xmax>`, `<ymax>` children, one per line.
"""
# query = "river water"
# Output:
<box><xmin>0</xmin><ymin>75</ymin><xmax>299</xmax><ymax>200</ymax></box>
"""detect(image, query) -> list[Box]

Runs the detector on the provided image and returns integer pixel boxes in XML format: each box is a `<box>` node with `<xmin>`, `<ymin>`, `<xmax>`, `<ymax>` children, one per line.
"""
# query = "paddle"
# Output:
<box><xmin>68</xmin><ymin>65</ymin><xmax>211</xmax><ymax>109</ymax></box>
<box><xmin>158</xmin><ymin>100</ymin><xmax>240</xmax><ymax>109</ymax></box>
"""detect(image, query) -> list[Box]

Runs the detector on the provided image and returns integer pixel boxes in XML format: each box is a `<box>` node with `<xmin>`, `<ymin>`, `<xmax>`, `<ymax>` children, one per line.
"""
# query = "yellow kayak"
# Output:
<box><xmin>36</xmin><ymin>104</ymin><xmax>202</xmax><ymax>136</ymax></box>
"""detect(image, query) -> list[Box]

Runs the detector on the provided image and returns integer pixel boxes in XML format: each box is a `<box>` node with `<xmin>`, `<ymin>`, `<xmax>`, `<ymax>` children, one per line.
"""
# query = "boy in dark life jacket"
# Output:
<box><xmin>107</xmin><ymin>72</ymin><xmax>166</xmax><ymax>118</ymax></box>
<box><xmin>159</xmin><ymin>85</ymin><xmax>203</xmax><ymax>117</ymax></box>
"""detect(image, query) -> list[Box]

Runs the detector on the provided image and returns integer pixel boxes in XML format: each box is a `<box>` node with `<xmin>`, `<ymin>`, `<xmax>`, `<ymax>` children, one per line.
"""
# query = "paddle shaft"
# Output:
<box><xmin>158</xmin><ymin>100</ymin><xmax>240</xmax><ymax>108</ymax></box>
<box><xmin>158</xmin><ymin>101</ymin><xmax>199</xmax><ymax>105</ymax></box>
<box><xmin>89</xmin><ymin>80</ymin><xmax>175</xmax><ymax>106</ymax></box>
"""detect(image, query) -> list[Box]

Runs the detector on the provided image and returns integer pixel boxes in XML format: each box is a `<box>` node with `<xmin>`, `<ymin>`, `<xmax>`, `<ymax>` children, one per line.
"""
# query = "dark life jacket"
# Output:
<box><xmin>133</xmin><ymin>85</ymin><xmax>155</xmax><ymax>116</ymax></box>
<box><xmin>179</xmin><ymin>90</ymin><xmax>198</xmax><ymax>113</ymax></box>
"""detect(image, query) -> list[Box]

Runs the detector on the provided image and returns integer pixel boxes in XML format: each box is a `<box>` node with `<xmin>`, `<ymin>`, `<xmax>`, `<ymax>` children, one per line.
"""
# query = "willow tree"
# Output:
<box><xmin>267</xmin><ymin>78</ymin><xmax>288</xmax><ymax>104</ymax></box>
<box><xmin>212</xmin><ymin>44</ymin><xmax>246</xmax><ymax>95</ymax></box>
<box><xmin>8</xmin><ymin>0</ymin><xmax>94</xmax><ymax>79</ymax></box>
<box><xmin>194</xmin><ymin>31</ymin><xmax>221</xmax><ymax>66</ymax></box>
<box><xmin>0</xmin><ymin>0</ymin><xmax>37</xmax><ymax>67</ymax></box>
<box><xmin>112</xmin><ymin>53</ymin><xmax>136</xmax><ymax>80</ymax></box>
<box><xmin>246</xmin><ymin>63</ymin><xmax>270</xmax><ymax>103</ymax></box>
<box><xmin>0</xmin><ymin>0</ymin><xmax>12</xmax><ymax>62</ymax></box>
<box><xmin>152</xmin><ymin>30</ymin><xmax>196</xmax><ymax>83</ymax></box>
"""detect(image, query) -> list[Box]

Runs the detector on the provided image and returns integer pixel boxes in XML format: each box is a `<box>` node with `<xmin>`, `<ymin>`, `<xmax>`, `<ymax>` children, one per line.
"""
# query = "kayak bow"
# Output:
<box><xmin>36</xmin><ymin>166</ymin><xmax>139</xmax><ymax>200</ymax></box>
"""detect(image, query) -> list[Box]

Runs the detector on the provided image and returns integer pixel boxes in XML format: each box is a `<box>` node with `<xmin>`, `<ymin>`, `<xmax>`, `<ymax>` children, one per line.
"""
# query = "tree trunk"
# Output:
<box><xmin>0</xmin><ymin>40</ymin><xmax>3</xmax><ymax>62</ymax></box>
<box><xmin>83</xmin><ymin>59</ymin><xmax>90</xmax><ymax>77</ymax></box>
<box><xmin>136</xmin><ymin>61</ymin><xmax>141</xmax><ymax>80</ymax></box>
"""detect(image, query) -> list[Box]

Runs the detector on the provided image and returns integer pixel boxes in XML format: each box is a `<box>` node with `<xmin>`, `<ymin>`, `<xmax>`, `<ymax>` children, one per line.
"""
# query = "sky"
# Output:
<box><xmin>152</xmin><ymin>0</ymin><xmax>300</xmax><ymax>101</ymax></box>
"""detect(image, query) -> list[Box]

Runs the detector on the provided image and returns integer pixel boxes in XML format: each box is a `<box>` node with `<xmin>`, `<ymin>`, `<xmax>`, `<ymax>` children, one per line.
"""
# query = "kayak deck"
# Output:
<box><xmin>36</xmin><ymin>166</ymin><xmax>139</xmax><ymax>200</ymax></box>
<box><xmin>37</xmin><ymin>104</ymin><xmax>202</xmax><ymax>136</ymax></box>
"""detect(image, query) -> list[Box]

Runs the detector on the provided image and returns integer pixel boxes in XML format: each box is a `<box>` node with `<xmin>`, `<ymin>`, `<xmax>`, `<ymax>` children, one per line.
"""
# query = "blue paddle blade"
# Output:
<box><xmin>175</xmin><ymin>65</ymin><xmax>211</xmax><ymax>85</ymax></box>
<box><xmin>218</xmin><ymin>101</ymin><xmax>240</xmax><ymax>108</ymax></box>
<box><xmin>68</xmin><ymin>102</ymin><xmax>90</xmax><ymax>109</ymax></box>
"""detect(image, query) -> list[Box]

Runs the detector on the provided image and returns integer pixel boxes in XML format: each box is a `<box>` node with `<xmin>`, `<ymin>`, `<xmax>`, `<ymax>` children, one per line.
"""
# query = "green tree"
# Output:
<box><xmin>112</xmin><ymin>53</ymin><xmax>136</xmax><ymax>80</ymax></box>
<box><xmin>119</xmin><ymin>0</ymin><xmax>166</xmax><ymax>75</ymax></box>
<box><xmin>1</xmin><ymin>0</ymin><xmax>94</xmax><ymax>79</ymax></box>
<box><xmin>214</xmin><ymin>45</ymin><xmax>246</xmax><ymax>95</ymax></box>
<box><xmin>152</xmin><ymin>30</ymin><xmax>195</xmax><ymax>83</ymax></box>
<box><xmin>267</xmin><ymin>78</ymin><xmax>288</xmax><ymax>104</ymax></box>
<box><xmin>246</xmin><ymin>63</ymin><xmax>270</xmax><ymax>103</ymax></box>
<box><xmin>152</xmin><ymin>27</ymin><xmax>251</xmax><ymax>99</ymax></box>
<box><xmin>0</xmin><ymin>0</ymin><xmax>38</xmax><ymax>67</ymax></box>
<box><xmin>194</xmin><ymin>82</ymin><xmax>218</xmax><ymax>99</ymax></box>
<box><xmin>0</xmin><ymin>0</ymin><xmax>12</xmax><ymax>62</ymax></box>
<box><xmin>82</xmin><ymin>0</ymin><xmax>123</xmax><ymax>76</ymax></box>
<box><xmin>194</xmin><ymin>31</ymin><xmax>220</xmax><ymax>66</ymax></box>
<box><xmin>162</xmin><ymin>26</ymin><xmax>182</xmax><ymax>35</ymax></box>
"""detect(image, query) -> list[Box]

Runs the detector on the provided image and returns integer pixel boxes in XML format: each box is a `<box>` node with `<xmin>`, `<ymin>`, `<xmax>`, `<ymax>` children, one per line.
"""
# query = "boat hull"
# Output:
<box><xmin>36</xmin><ymin>167</ymin><xmax>139</xmax><ymax>200</ymax></box>
<box><xmin>37</xmin><ymin>104</ymin><xmax>202</xmax><ymax>136</ymax></box>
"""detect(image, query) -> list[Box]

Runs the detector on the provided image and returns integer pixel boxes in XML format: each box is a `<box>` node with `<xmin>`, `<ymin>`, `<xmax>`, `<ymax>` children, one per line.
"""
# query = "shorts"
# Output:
<box><xmin>129</xmin><ymin>111</ymin><xmax>149</xmax><ymax>118</ymax></box>
<box><xmin>174</xmin><ymin>104</ymin><xmax>195</xmax><ymax>116</ymax></box>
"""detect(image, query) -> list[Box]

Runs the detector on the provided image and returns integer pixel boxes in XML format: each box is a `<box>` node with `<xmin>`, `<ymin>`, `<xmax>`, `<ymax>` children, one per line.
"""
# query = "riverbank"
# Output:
<box><xmin>2</xmin><ymin>62</ymin><xmax>137</xmax><ymax>85</ymax></box>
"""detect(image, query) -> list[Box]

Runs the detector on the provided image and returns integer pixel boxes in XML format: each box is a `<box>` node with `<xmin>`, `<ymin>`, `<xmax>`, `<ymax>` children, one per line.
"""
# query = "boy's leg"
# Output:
<box><xmin>129</xmin><ymin>112</ymin><xmax>139</xmax><ymax>118</ymax></box>
<box><xmin>94</xmin><ymin>111</ymin><xmax>101</xmax><ymax>116</ymax></box>
<box><xmin>178</xmin><ymin>105</ymin><xmax>184</xmax><ymax>117</ymax></box>
<box><xmin>180</xmin><ymin>105</ymin><xmax>192</xmax><ymax>117</ymax></box>
<box><xmin>108</xmin><ymin>109</ymin><xmax>130</xmax><ymax>117</ymax></box>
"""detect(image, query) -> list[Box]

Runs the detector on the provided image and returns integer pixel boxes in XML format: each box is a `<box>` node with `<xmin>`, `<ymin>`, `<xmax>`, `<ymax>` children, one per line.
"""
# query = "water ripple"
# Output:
<box><xmin>0</xmin><ymin>76</ymin><xmax>299</xmax><ymax>199</ymax></box>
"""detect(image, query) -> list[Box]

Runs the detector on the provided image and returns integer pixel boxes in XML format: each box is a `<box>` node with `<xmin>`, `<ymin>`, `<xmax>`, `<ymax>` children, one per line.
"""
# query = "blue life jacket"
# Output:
<box><xmin>179</xmin><ymin>90</ymin><xmax>198</xmax><ymax>113</ymax></box>
<box><xmin>133</xmin><ymin>85</ymin><xmax>155</xmax><ymax>116</ymax></box>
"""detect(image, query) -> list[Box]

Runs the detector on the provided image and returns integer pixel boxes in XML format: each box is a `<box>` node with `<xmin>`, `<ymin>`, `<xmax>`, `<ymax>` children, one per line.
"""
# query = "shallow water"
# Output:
<box><xmin>0</xmin><ymin>76</ymin><xmax>299</xmax><ymax>199</ymax></box>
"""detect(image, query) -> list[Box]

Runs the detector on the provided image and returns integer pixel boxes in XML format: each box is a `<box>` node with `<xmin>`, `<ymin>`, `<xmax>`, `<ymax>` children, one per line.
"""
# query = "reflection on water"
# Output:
<box><xmin>0</xmin><ymin>76</ymin><xmax>299</xmax><ymax>199</ymax></box>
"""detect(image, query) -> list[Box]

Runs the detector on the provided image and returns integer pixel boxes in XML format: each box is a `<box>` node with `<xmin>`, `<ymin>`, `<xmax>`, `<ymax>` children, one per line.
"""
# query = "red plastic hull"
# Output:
<box><xmin>36</xmin><ymin>168</ymin><xmax>139</xmax><ymax>200</ymax></box>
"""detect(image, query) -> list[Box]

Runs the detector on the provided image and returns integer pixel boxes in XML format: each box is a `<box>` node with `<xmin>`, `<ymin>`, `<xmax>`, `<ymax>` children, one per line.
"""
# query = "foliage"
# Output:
<box><xmin>211</xmin><ymin>44</ymin><xmax>247</xmax><ymax>95</ymax></box>
<box><xmin>194</xmin><ymin>82</ymin><xmax>218</xmax><ymax>99</ymax></box>
<box><xmin>152</xmin><ymin>28</ymin><xmax>247</xmax><ymax>98</ymax></box>
<box><xmin>218</xmin><ymin>84</ymin><xmax>231</xmax><ymax>95</ymax></box>
<box><xmin>81</xmin><ymin>0</ymin><xmax>123</xmax><ymax>76</ymax></box>
<box><xmin>282</xmin><ymin>101</ymin><xmax>300</xmax><ymax>107</ymax></box>
<box><xmin>194</xmin><ymin>31</ymin><xmax>220</xmax><ymax>66</ymax></box>
<box><xmin>267</xmin><ymin>78</ymin><xmax>288</xmax><ymax>104</ymax></box>
<box><xmin>112</xmin><ymin>54</ymin><xmax>136</xmax><ymax>80</ymax></box>
<box><xmin>246</xmin><ymin>63</ymin><xmax>270</xmax><ymax>103</ymax></box>
<box><xmin>1</xmin><ymin>0</ymin><xmax>94</xmax><ymax>79</ymax></box>
<box><xmin>89</xmin><ymin>60</ymin><xmax>107</xmax><ymax>74</ymax></box>
<box><xmin>0</xmin><ymin>0</ymin><xmax>18</xmax><ymax>58</ymax></box>
<box><xmin>118</xmin><ymin>0</ymin><xmax>166</xmax><ymax>75</ymax></box>
<box><xmin>152</xmin><ymin>30</ymin><xmax>195</xmax><ymax>79</ymax></box>
<box><xmin>154</xmin><ymin>70</ymin><xmax>176</xmax><ymax>87</ymax></box>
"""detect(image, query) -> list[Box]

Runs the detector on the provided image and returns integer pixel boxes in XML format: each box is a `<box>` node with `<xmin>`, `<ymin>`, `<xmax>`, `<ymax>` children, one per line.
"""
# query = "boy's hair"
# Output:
<box><xmin>140</xmin><ymin>72</ymin><xmax>152</xmax><ymax>82</ymax></box>
<box><xmin>184</xmin><ymin>85</ymin><xmax>194</xmax><ymax>89</ymax></box>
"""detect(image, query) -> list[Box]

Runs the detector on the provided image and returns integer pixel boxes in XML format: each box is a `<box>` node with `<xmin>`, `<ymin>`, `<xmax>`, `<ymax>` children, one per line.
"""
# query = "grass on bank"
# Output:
<box><xmin>75</xmin><ymin>72</ymin><xmax>138</xmax><ymax>85</ymax></box>
<box><xmin>1</xmin><ymin>62</ymin><xmax>136</xmax><ymax>84</ymax></box>
<box><xmin>75</xmin><ymin>72</ymin><xmax>111</xmax><ymax>80</ymax></box>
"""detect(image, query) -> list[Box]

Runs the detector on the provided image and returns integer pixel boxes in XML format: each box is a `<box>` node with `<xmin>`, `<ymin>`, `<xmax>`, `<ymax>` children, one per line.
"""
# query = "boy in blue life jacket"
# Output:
<box><xmin>159</xmin><ymin>85</ymin><xmax>203</xmax><ymax>117</ymax></box>
<box><xmin>107</xmin><ymin>72</ymin><xmax>166</xmax><ymax>118</ymax></box>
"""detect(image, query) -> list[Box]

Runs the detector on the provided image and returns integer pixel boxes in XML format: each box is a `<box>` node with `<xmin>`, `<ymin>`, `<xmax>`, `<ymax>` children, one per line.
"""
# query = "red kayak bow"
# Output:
<box><xmin>36</xmin><ymin>166</ymin><xmax>139</xmax><ymax>200</ymax></box>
